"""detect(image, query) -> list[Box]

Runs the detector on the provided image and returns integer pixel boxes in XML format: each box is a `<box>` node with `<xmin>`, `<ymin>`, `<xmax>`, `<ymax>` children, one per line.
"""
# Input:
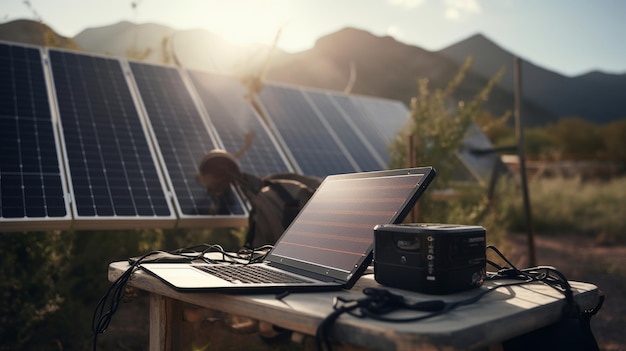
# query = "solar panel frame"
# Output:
<box><xmin>47</xmin><ymin>48</ymin><xmax>176</xmax><ymax>230</ymax></box>
<box><xmin>128</xmin><ymin>61</ymin><xmax>248</xmax><ymax>227</ymax></box>
<box><xmin>0</xmin><ymin>41</ymin><xmax>72</xmax><ymax>231</ymax></box>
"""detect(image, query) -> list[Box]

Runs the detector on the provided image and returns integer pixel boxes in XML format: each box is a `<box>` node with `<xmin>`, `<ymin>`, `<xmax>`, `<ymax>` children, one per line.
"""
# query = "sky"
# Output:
<box><xmin>3</xmin><ymin>0</ymin><xmax>625</xmax><ymax>77</ymax></box>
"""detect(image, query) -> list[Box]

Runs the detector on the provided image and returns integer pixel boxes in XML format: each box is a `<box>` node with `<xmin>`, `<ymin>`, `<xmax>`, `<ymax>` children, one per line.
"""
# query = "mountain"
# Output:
<box><xmin>74</xmin><ymin>21</ymin><xmax>284</xmax><ymax>75</ymax></box>
<box><xmin>264</xmin><ymin>28</ymin><xmax>557</xmax><ymax>127</ymax></box>
<box><xmin>0</xmin><ymin>19</ymin><xmax>77</xmax><ymax>49</ymax></box>
<box><xmin>74</xmin><ymin>21</ymin><xmax>174</xmax><ymax>60</ymax></box>
<box><xmin>439</xmin><ymin>33</ymin><xmax>626</xmax><ymax>124</ymax></box>
<box><xmin>2</xmin><ymin>19</ymin><xmax>623</xmax><ymax>125</ymax></box>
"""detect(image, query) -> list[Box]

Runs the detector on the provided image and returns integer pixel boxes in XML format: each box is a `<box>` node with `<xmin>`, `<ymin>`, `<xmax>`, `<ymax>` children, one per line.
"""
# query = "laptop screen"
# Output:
<box><xmin>267</xmin><ymin>167</ymin><xmax>435</xmax><ymax>283</ymax></box>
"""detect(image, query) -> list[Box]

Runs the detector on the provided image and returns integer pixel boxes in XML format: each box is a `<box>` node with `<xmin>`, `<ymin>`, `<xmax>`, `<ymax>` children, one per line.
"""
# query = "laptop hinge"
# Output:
<box><xmin>267</xmin><ymin>261</ymin><xmax>338</xmax><ymax>283</ymax></box>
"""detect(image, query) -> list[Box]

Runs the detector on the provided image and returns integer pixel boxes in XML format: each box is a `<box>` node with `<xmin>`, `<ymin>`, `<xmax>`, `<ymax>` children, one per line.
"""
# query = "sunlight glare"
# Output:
<box><xmin>209</xmin><ymin>2</ymin><xmax>289</xmax><ymax>47</ymax></box>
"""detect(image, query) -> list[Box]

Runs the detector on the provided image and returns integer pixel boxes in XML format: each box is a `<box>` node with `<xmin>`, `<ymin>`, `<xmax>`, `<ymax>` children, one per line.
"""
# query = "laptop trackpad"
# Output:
<box><xmin>141</xmin><ymin>263</ymin><xmax>229</xmax><ymax>288</ymax></box>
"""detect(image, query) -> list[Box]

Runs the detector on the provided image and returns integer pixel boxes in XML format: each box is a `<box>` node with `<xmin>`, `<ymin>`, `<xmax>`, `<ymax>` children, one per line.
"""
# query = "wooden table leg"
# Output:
<box><xmin>149</xmin><ymin>293</ymin><xmax>182</xmax><ymax>351</ymax></box>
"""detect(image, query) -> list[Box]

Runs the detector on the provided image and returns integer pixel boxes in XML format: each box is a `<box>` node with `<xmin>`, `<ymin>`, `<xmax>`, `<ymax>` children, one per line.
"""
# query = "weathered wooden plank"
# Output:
<box><xmin>109</xmin><ymin>262</ymin><xmax>600</xmax><ymax>351</ymax></box>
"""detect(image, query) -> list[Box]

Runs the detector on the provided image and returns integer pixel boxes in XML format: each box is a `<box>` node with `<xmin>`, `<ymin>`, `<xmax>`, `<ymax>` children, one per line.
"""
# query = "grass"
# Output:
<box><xmin>507</xmin><ymin>176</ymin><xmax>626</xmax><ymax>244</ymax></box>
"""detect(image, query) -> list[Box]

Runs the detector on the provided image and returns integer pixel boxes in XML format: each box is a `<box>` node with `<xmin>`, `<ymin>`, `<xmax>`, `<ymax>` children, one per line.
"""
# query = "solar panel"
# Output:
<box><xmin>457</xmin><ymin>123</ymin><xmax>501</xmax><ymax>184</ymax></box>
<box><xmin>0</xmin><ymin>42</ymin><xmax>71</xmax><ymax>231</ymax></box>
<box><xmin>48</xmin><ymin>49</ymin><xmax>175</xmax><ymax>229</ymax></box>
<box><xmin>187</xmin><ymin>70</ymin><xmax>292</xmax><ymax>177</ymax></box>
<box><xmin>329</xmin><ymin>95</ymin><xmax>392</xmax><ymax>165</ymax></box>
<box><xmin>129</xmin><ymin>62</ymin><xmax>247</xmax><ymax>226</ymax></box>
<box><xmin>351</xmin><ymin>95</ymin><xmax>409</xmax><ymax>143</ymax></box>
<box><xmin>304</xmin><ymin>90</ymin><xmax>386</xmax><ymax>172</ymax></box>
<box><xmin>257</xmin><ymin>83</ymin><xmax>359</xmax><ymax>178</ymax></box>
<box><xmin>354</xmin><ymin>95</ymin><xmax>496</xmax><ymax>184</ymax></box>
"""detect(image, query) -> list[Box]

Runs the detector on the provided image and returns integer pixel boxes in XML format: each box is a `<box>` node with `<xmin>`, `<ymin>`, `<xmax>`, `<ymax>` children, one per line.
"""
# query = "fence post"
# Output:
<box><xmin>514</xmin><ymin>57</ymin><xmax>537</xmax><ymax>266</ymax></box>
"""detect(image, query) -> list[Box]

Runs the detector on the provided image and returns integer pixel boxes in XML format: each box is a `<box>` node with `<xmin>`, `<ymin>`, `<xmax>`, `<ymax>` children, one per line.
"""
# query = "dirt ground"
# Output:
<box><xmin>100</xmin><ymin>233</ymin><xmax>626</xmax><ymax>351</ymax></box>
<box><xmin>506</xmin><ymin>233</ymin><xmax>626</xmax><ymax>351</ymax></box>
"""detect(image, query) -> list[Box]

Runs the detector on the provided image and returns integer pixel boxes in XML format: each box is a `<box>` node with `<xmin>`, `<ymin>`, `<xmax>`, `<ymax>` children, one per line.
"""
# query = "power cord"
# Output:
<box><xmin>91</xmin><ymin>244</ymin><xmax>273</xmax><ymax>351</ymax></box>
<box><xmin>92</xmin><ymin>250</ymin><xmax>161</xmax><ymax>351</ymax></box>
<box><xmin>315</xmin><ymin>244</ymin><xmax>600</xmax><ymax>351</ymax></box>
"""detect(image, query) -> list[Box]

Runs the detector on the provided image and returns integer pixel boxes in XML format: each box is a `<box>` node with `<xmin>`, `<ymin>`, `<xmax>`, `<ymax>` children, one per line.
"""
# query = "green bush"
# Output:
<box><xmin>0</xmin><ymin>227</ymin><xmax>245</xmax><ymax>351</ymax></box>
<box><xmin>0</xmin><ymin>231</ymin><xmax>72</xmax><ymax>350</ymax></box>
<box><xmin>418</xmin><ymin>182</ymin><xmax>510</xmax><ymax>246</ymax></box>
<box><xmin>388</xmin><ymin>56</ymin><xmax>510</xmax><ymax>245</ymax></box>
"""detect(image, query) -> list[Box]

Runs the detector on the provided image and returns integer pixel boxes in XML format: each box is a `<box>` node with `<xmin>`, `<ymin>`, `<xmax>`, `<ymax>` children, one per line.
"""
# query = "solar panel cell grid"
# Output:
<box><xmin>49</xmin><ymin>50</ymin><xmax>172</xmax><ymax>221</ymax></box>
<box><xmin>1</xmin><ymin>42</ymin><xmax>420</xmax><ymax>230</ymax></box>
<box><xmin>331</xmin><ymin>95</ymin><xmax>392</xmax><ymax>165</ymax></box>
<box><xmin>0</xmin><ymin>43</ymin><xmax>69</xmax><ymax>222</ymax></box>
<box><xmin>305</xmin><ymin>90</ymin><xmax>385</xmax><ymax>172</ymax></box>
<box><xmin>188</xmin><ymin>70</ymin><xmax>291</xmax><ymax>177</ymax></box>
<box><xmin>352</xmin><ymin>96</ymin><xmax>409</xmax><ymax>143</ymax></box>
<box><xmin>129</xmin><ymin>62</ymin><xmax>246</xmax><ymax>218</ymax></box>
<box><xmin>258</xmin><ymin>84</ymin><xmax>358</xmax><ymax>178</ymax></box>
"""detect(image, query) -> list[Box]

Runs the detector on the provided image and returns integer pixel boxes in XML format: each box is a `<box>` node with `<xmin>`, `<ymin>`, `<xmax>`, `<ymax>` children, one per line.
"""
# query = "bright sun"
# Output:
<box><xmin>210</xmin><ymin>2</ymin><xmax>288</xmax><ymax>47</ymax></box>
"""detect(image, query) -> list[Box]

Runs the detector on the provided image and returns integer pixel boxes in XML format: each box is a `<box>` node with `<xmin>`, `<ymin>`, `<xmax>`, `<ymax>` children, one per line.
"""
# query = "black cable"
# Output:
<box><xmin>486</xmin><ymin>245</ymin><xmax>576</xmax><ymax>307</ymax></box>
<box><xmin>91</xmin><ymin>243</ymin><xmax>274</xmax><ymax>351</ymax></box>
<box><xmin>486</xmin><ymin>245</ymin><xmax>519</xmax><ymax>272</ymax></box>
<box><xmin>166</xmin><ymin>243</ymin><xmax>273</xmax><ymax>265</ymax></box>
<box><xmin>316</xmin><ymin>297</ymin><xmax>372</xmax><ymax>351</ymax></box>
<box><xmin>92</xmin><ymin>250</ymin><xmax>162</xmax><ymax>351</ymax></box>
<box><xmin>237</xmin><ymin>244</ymin><xmax>274</xmax><ymax>264</ymax></box>
<box><xmin>316</xmin><ymin>245</ymin><xmax>581</xmax><ymax>351</ymax></box>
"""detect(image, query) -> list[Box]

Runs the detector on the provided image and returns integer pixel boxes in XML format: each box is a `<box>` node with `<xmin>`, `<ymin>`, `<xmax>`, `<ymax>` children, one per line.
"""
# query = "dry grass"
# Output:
<box><xmin>506</xmin><ymin>176</ymin><xmax>626</xmax><ymax>244</ymax></box>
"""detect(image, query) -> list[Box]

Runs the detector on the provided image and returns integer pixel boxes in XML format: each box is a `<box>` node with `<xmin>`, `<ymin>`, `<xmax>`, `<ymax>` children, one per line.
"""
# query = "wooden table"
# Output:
<box><xmin>108</xmin><ymin>261</ymin><xmax>600</xmax><ymax>351</ymax></box>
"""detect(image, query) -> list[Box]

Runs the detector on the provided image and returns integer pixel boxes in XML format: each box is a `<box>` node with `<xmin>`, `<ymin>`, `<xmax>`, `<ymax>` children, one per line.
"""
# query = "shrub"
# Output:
<box><xmin>389</xmin><ymin>57</ymin><xmax>510</xmax><ymax>245</ymax></box>
<box><xmin>1</xmin><ymin>227</ymin><xmax>244</xmax><ymax>350</ymax></box>
<box><xmin>0</xmin><ymin>231</ymin><xmax>72</xmax><ymax>350</ymax></box>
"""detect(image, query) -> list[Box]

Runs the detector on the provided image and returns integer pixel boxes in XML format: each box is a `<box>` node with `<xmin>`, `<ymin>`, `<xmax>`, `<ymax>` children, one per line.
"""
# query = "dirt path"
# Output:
<box><xmin>505</xmin><ymin>233</ymin><xmax>626</xmax><ymax>351</ymax></box>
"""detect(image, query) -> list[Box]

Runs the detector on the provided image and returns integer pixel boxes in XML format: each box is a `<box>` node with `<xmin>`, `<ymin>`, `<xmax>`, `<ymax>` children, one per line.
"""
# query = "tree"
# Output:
<box><xmin>388</xmin><ymin>57</ymin><xmax>509</xmax><ymax>235</ymax></box>
<box><xmin>390</xmin><ymin>57</ymin><xmax>505</xmax><ymax>189</ymax></box>
<box><xmin>546</xmin><ymin>117</ymin><xmax>604</xmax><ymax>157</ymax></box>
<box><xmin>601</xmin><ymin>119</ymin><xmax>626</xmax><ymax>163</ymax></box>
<box><xmin>523</xmin><ymin>127</ymin><xmax>559</xmax><ymax>158</ymax></box>
<box><xmin>0</xmin><ymin>231</ymin><xmax>72</xmax><ymax>350</ymax></box>
<box><xmin>474</xmin><ymin>110</ymin><xmax>514</xmax><ymax>148</ymax></box>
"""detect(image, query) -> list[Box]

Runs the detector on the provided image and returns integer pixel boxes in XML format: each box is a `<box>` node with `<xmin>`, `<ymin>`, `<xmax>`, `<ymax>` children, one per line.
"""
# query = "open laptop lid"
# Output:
<box><xmin>265</xmin><ymin>166</ymin><xmax>436</xmax><ymax>288</ymax></box>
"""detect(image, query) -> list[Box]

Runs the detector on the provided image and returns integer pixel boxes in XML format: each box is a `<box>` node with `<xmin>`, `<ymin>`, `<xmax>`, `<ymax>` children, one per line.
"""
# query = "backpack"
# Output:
<box><xmin>196</xmin><ymin>150</ymin><xmax>321</xmax><ymax>248</ymax></box>
<box><xmin>238</xmin><ymin>172</ymin><xmax>321</xmax><ymax>248</ymax></box>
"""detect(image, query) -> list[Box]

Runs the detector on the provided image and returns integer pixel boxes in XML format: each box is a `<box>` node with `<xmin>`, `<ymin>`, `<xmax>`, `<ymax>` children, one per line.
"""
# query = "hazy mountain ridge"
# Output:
<box><xmin>265</xmin><ymin>27</ymin><xmax>557</xmax><ymax>127</ymax></box>
<box><xmin>0</xmin><ymin>19</ymin><xmax>77</xmax><ymax>48</ymax></box>
<box><xmin>438</xmin><ymin>33</ymin><xmax>626</xmax><ymax>124</ymax></box>
<box><xmin>75</xmin><ymin>21</ymin><xmax>176</xmax><ymax>59</ymax></box>
<box><xmin>74</xmin><ymin>21</ymin><xmax>284</xmax><ymax>75</ymax></box>
<box><xmin>1</xmin><ymin>19</ymin><xmax>623</xmax><ymax>125</ymax></box>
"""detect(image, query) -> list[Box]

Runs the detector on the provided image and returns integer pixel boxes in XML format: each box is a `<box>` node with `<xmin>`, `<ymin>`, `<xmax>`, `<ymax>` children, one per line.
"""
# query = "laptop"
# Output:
<box><xmin>140</xmin><ymin>167</ymin><xmax>436</xmax><ymax>293</ymax></box>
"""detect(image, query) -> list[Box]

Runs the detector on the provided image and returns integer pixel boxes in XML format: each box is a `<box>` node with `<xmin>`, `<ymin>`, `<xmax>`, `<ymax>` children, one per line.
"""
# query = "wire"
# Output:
<box><xmin>315</xmin><ymin>245</ymin><xmax>581</xmax><ymax>351</ymax></box>
<box><xmin>91</xmin><ymin>243</ymin><xmax>274</xmax><ymax>351</ymax></box>
<box><xmin>92</xmin><ymin>250</ymin><xmax>161</xmax><ymax>351</ymax></box>
<box><xmin>486</xmin><ymin>245</ymin><xmax>576</xmax><ymax>309</ymax></box>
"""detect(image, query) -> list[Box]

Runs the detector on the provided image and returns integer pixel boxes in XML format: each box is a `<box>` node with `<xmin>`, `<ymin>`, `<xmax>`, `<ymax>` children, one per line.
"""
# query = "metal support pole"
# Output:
<box><xmin>514</xmin><ymin>57</ymin><xmax>537</xmax><ymax>266</ymax></box>
<box><xmin>407</xmin><ymin>133</ymin><xmax>419</xmax><ymax>223</ymax></box>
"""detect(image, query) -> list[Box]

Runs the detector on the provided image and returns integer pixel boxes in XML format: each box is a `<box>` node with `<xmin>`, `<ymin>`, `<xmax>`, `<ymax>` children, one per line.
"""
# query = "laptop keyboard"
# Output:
<box><xmin>194</xmin><ymin>264</ymin><xmax>311</xmax><ymax>284</ymax></box>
